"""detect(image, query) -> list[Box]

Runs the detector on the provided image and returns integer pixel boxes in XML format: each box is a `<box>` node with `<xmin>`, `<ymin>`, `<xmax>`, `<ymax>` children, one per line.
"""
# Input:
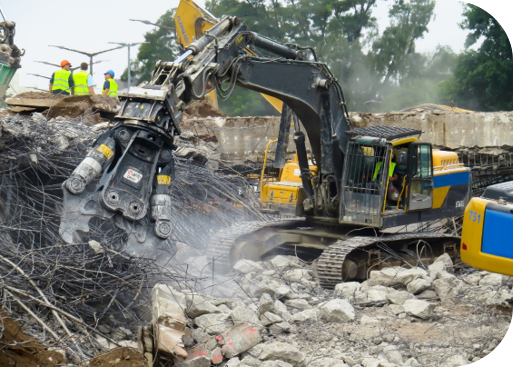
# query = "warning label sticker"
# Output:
<box><xmin>123</xmin><ymin>168</ymin><xmax>143</xmax><ymax>184</ymax></box>
<box><xmin>97</xmin><ymin>144</ymin><xmax>114</xmax><ymax>159</ymax></box>
<box><xmin>157</xmin><ymin>175</ymin><xmax>171</xmax><ymax>185</ymax></box>
<box><xmin>294</xmin><ymin>169</ymin><xmax>301</xmax><ymax>176</ymax></box>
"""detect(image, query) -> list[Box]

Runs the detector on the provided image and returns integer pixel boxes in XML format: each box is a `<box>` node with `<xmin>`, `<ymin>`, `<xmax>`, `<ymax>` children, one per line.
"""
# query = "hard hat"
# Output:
<box><xmin>104</xmin><ymin>70</ymin><xmax>115</xmax><ymax>78</ymax></box>
<box><xmin>61</xmin><ymin>60</ymin><xmax>71</xmax><ymax>67</ymax></box>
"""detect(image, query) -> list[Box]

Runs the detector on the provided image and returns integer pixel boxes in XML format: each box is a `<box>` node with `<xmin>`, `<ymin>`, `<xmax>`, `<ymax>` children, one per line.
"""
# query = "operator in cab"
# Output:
<box><xmin>49</xmin><ymin>60</ymin><xmax>74</xmax><ymax>95</ymax></box>
<box><xmin>102</xmin><ymin>70</ymin><xmax>118</xmax><ymax>99</ymax></box>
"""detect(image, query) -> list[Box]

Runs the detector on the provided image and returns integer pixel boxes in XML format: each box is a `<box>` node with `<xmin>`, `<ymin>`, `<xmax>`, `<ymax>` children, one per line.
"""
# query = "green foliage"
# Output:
<box><xmin>440</xmin><ymin>5</ymin><xmax>513</xmax><ymax>111</ymax></box>
<box><xmin>121</xmin><ymin>10</ymin><xmax>180</xmax><ymax>83</ymax></box>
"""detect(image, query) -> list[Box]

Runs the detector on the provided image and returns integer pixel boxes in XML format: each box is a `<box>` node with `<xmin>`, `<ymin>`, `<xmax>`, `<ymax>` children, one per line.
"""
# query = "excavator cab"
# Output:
<box><xmin>340</xmin><ymin>126</ymin><xmax>471</xmax><ymax>229</ymax></box>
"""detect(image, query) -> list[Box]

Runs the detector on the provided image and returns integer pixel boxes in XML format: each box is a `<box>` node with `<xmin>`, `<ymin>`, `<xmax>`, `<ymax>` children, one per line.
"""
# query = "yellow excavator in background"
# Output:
<box><xmin>174</xmin><ymin>0</ymin><xmax>284</xmax><ymax>113</ymax></box>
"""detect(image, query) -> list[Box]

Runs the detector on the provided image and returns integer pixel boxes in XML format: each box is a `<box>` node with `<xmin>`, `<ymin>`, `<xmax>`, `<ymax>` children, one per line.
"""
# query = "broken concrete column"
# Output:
<box><xmin>151</xmin><ymin>284</ymin><xmax>188</xmax><ymax>359</ymax></box>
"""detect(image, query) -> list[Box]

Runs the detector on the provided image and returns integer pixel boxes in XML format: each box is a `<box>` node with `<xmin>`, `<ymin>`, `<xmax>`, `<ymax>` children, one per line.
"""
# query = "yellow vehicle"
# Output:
<box><xmin>461</xmin><ymin>182</ymin><xmax>513</xmax><ymax>276</ymax></box>
<box><xmin>61</xmin><ymin>13</ymin><xmax>473</xmax><ymax>287</ymax></box>
<box><xmin>174</xmin><ymin>0</ymin><xmax>283</xmax><ymax>112</ymax></box>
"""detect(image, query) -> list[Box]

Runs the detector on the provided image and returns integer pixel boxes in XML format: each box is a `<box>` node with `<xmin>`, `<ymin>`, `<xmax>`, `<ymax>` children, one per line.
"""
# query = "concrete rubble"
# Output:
<box><xmin>130</xmin><ymin>251</ymin><xmax>513</xmax><ymax>367</ymax></box>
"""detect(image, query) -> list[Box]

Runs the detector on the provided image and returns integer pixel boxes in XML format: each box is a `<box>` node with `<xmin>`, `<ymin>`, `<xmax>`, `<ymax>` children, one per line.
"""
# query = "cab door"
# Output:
<box><xmin>406</xmin><ymin>143</ymin><xmax>433</xmax><ymax>211</ymax></box>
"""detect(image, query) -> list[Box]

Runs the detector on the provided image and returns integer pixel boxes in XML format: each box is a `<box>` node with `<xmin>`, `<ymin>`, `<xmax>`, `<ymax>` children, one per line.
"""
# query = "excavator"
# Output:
<box><xmin>0</xmin><ymin>7</ymin><xmax>23</xmax><ymax>99</ymax></box>
<box><xmin>59</xmin><ymin>12</ymin><xmax>472</xmax><ymax>287</ymax></box>
<box><xmin>461</xmin><ymin>182</ymin><xmax>513</xmax><ymax>277</ymax></box>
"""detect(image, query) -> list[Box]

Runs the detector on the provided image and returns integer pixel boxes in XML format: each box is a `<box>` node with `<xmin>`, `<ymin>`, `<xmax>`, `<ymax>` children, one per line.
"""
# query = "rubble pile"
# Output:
<box><xmin>4</xmin><ymin>91</ymin><xmax>121</xmax><ymax>125</ymax></box>
<box><xmin>146</xmin><ymin>253</ymin><xmax>511</xmax><ymax>367</ymax></box>
<box><xmin>0</xmin><ymin>113</ymin><xmax>265</xmax><ymax>365</ymax></box>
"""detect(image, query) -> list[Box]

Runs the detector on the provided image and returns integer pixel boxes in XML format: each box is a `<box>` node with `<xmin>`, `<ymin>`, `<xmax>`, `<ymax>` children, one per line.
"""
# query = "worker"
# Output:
<box><xmin>102</xmin><ymin>70</ymin><xmax>118</xmax><ymax>98</ymax></box>
<box><xmin>72</xmin><ymin>62</ymin><xmax>95</xmax><ymax>95</ymax></box>
<box><xmin>371</xmin><ymin>155</ymin><xmax>398</xmax><ymax>184</ymax></box>
<box><xmin>49</xmin><ymin>60</ymin><xmax>74</xmax><ymax>95</ymax></box>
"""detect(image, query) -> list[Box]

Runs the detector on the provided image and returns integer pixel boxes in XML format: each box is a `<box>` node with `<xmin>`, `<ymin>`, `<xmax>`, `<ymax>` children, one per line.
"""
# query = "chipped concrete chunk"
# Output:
<box><xmin>256</xmin><ymin>342</ymin><xmax>306</xmax><ymax>366</ymax></box>
<box><xmin>319</xmin><ymin>299</ymin><xmax>355</xmax><ymax>322</ymax></box>
<box><xmin>403</xmin><ymin>299</ymin><xmax>435</xmax><ymax>319</ymax></box>
<box><xmin>195</xmin><ymin>313</ymin><xmax>233</xmax><ymax>335</ymax></box>
<box><xmin>258</xmin><ymin>293</ymin><xmax>275</xmax><ymax>315</ymax></box>
<box><xmin>233</xmin><ymin>260</ymin><xmax>264</xmax><ymax>274</ymax></box>
<box><xmin>334</xmin><ymin>282</ymin><xmax>361</xmax><ymax>299</ymax></box>
<box><xmin>186</xmin><ymin>293</ymin><xmax>220</xmax><ymax>318</ymax></box>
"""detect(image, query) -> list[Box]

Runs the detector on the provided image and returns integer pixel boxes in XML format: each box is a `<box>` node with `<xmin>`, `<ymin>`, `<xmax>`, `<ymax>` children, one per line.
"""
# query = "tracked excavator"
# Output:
<box><xmin>59</xmin><ymin>14</ymin><xmax>472</xmax><ymax>287</ymax></box>
<box><xmin>0</xmin><ymin>7</ymin><xmax>24</xmax><ymax>99</ymax></box>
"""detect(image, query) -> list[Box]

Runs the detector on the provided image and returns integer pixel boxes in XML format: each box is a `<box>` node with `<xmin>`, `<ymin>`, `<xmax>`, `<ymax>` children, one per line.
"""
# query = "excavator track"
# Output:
<box><xmin>317</xmin><ymin>232</ymin><xmax>460</xmax><ymax>289</ymax></box>
<box><xmin>206</xmin><ymin>219</ymin><xmax>305</xmax><ymax>273</ymax></box>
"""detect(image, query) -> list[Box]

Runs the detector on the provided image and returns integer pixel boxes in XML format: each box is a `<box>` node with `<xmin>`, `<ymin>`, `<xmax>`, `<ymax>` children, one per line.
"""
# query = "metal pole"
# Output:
<box><xmin>127</xmin><ymin>44</ymin><xmax>131</xmax><ymax>92</ymax></box>
<box><xmin>90</xmin><ymin>56</ymin><xmax>93</xmax><ymax>77</ymax></box>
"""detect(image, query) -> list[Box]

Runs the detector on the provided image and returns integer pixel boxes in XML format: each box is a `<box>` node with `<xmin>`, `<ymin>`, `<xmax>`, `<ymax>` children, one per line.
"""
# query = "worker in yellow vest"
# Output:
<box><xmin>102</xmin><ymin>70</ymin><xmax>118</xmax><ymax>99</ymax></box>
<box><xmin>72</xmin><ymin>62</ymin><xmax>95</xmax><ymax>95</ymax></box>
<box><xmin>49</xmin><ymin>60</ymin><xmax>74</xmax><ymax>95</ymax></box>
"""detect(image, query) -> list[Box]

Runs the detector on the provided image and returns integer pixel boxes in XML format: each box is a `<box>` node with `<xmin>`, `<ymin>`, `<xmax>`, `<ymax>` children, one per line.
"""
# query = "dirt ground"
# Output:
<box><xmin>88</xmin><ymin>348</ymin><xmax>148</xmax><ymax>367</ymax></box>
<box><xmin>0</xmin><ymin>310</ymin><xmax>67</xmax><ymax>367</ymax></box>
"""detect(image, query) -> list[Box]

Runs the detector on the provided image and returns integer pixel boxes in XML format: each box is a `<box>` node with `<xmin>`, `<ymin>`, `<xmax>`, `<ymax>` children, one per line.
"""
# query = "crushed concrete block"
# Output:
<box><xmin>479</xmin><ymin>273</ymin><xmax>503</xmax><ymax>287</ymax></box>
<box><xmin>269</xmin><ymin>255</ymin><xmax>301</xmax><ymax>270</ymax></box>
<box><xmin>386</xmin><ymin>289</ymin><xmax>414</xmax><ymax>305</ymax></box>
<box><xmin>273</xmin><ymin>300</ymin><xmax>292</xmax><ymax>322</ymax></box>
<box><xmin>256</xmin><ymin>342</ymin><xmax>306</xmax><ymax>366</ymax></box>
<box><xmin>428</xmin><ymin>261</ymin><xmax>446</xmax><ymax>280</ymax></box>
<box><xmin>186</xmin><ymin>293</ymin><xmax>220</xmax><ymax>318</ymax></box>
<box><xmin>383</xmin><ymin>346</ymin><xmax>403</xmax><ymax>364</ymax></box>
<box><xmin>360</xmin><ymin>315</ymin><xmax>380</xmax><ymax>324</ymax></box>
<box><xmin>403</xmin><ymin>299</ymin><xmax>435</xmax><ymax>319</ymax></box>
<box><xmin>233</xmin><ymin>260</ymin><xmax>264</xmax><ymax>274</ymax></box>
<box><xmin>283</xmin><ymin>269</ymin><xmax>313</xmax><ymax>282</ymax></box>
<box><xmin>229</xmin><ymin>306</ymin><xmax>262</xmax><ymax>327</ymax></box>
<box><xmin>433</xmin><ymin>273</ymin><xmax>463</xmax><ymax>304</ymax></box>
<box><xmin>356</xmin><ymin>288</ymin><xmax>389</xmax><ymax>306</ymax></box>
<box><xmin>319</xmin><ymin>299</ymin><xmax>355</xmax><ymax>322</ymax></box>
<box><xmin>368</xmin><ymin>268</ymin><xmax>401</xmax><ymax>287</ymax></box>
<box><xmin>274</xmin><ymin>285</ymin><xmax>295</xmax><ymax>299</ymax></box>
<box><xmin>220</xmin><ymin>323</ymin><xmax>262</xmax><ymax>359</ymax></box>
<box><xmin>417</xmin><ymin>289</ymin><xmax>438</xmax><ymax>300</ymax></box>
<box><xmin>290</xmin><ymin>308</ymin><xmax>320</xmax><ymax>323</ymax></box>
<box><xmin>220</xmin><ymin>357</ymin><xmax>240</xmax><ymax>366</ymax></box>
<box><xmin>268</xmin><ymin>321</ymin><xmax>292</xmax><ymax>335</ymax></box>
<box><xmin>192</xmin><ymin>328</ymin><xmax>210</xmax><ymax>344</ymax></box>
<box><xmin>258</xmin><ymin>293</ymin><xmax>275</xmax><ymax>315</ymax></box>
<box><xmin>395</xmin><ymin>268</ymin><xmax>428</xmax><ymax>285</ymax></box>
<box><xmin>88</xmin><ymin>240</ymin><xmax>104</xmax><ymax>254</ymax></box>
<box><xmin>435</xmin><ymin>253</ymin><xmax>453</xmax><ymax>269</ymax></box>
<box><xmin>195</xmin><ymin>313</ymin><xmax>233</xmax><ymax>335</ymax></box>
<box><xmin>406</xmin><ymin>278</ymin><xmax>432</xmax><ymax>295</ymax></box>
<box><xmin>284</xmin><ymin>299</ymin><xmax>311</xmax><ymax>313</ymax></box>
<box><xmin>259</xmin><ymin>312</ymin><xmax>283</xmax><ymax>326</ymax></box>
<box><xmin>252</xmin><ymin>278</ymin><xmax>283</xmax><ymax>298</ymax></box>
<box><xmin>404</xmin><ymin>357</ymin><xmax>421</xmax><ymax>366</ymax></box>
<box><xmin>333</xmin><ymin>282</ymin><xmax>361</xmax><ymax>299</ymax></box>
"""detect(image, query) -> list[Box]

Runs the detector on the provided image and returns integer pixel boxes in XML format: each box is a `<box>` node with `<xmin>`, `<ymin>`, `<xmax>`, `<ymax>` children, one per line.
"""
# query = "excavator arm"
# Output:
<box><xmin>59</xmin><ymin>15</ymin><xmax>351</xmax><ymax>252</ymax></box>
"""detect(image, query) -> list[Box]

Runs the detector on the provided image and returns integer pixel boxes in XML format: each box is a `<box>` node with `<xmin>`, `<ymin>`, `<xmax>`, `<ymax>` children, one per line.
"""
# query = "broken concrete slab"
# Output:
<box><xmin>233</xmin><ymin>259</ymin><xmax>264</xmax><ymax>274</ymax></box>
<box><xmin>220</xmin><ymin>323</ymin><xmax>262</xmax><ymax>359</ymax></box>
<box><xmin>258</xmin><ymin>293</ymin><xmax>275</xmax><ymax>315</ymax></box>
<box><xmin>195</xmin><ymin>313</ymin><xmax>233</xmax><ymax>335</ymax></box>
<box><xmin>319</xmin><ymin>299</ymin><xmax>355</xmax><ymax>322</ymax></box>
<box><xmin>403</xmin><ymin>299</ymin><xmax>435</xmax><ymax>319</ymax></box>
<box><xmin>333</xmin><ymin>282</ymin><xmax>361</xmax><ymax>299</ymax></box>
<box><xmin>255</xmin><ymin>342</ymin><xmax>306</xmax><ymax>367</ymax></box>
<box><xmin>185</xmin><ymin>293</ymin><xmax>220</xmax><ymax>318</ymax></box>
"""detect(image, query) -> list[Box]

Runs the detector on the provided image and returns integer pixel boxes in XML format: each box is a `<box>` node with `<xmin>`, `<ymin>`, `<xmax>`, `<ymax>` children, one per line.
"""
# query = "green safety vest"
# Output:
<box><xmin>103</xmin><ymin>78</ymin><xmax>118</xmax><ymax>99</ymax></box>
<box><xmin>372</xmin><ymin>161</ymin><xmax>396</xmax><ymax>182</ymax></box>
<box><xmin>52</xmin><ymin>69</ymin><xmax>71</xmax><ymax>93</ymax></box>
<box><xmin>73</xmin><ymin>71</ymin><xmax>90</xmax><ymax>95</ymax></box>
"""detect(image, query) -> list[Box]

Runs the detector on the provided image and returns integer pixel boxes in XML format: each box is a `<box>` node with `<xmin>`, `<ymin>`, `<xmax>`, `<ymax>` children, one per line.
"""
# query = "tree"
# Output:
<box><xmin>121</xmin><ymin>10</ymin><xmax>180</xmax><ymax>83</ymax></box>
<box><xmin>440</xmin><ymin>5</ymin><xmax>513</xmax><ymax>111</ymax></box>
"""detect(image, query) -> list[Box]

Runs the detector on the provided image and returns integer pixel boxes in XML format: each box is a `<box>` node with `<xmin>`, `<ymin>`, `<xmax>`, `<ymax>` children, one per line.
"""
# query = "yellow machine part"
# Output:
<box><xmin>461</xmin><ymin>197</ymin><xmax>513</xmax><ymax>276</ymax></box>
<box><xmin>174</xmin><ymin>0</ymin><xmax>283</xmax><ymax>113</ymax></box>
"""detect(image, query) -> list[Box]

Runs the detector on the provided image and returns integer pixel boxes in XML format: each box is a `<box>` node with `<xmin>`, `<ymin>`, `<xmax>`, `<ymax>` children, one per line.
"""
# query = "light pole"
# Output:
<box><xmin>108</xmin><ymin>42</ymin><xmax>142</xmax><ymax>92</ymax></box>
<box><xmin>36</xmin><ymin>59</ymin><xmax>108</xmax><ymax>72</ymax></box>
<box><xmin>49</xmin><ymin>45</ymin><xmax>122</xmax><ymax>76</ymax></box>
<box><xmin>129</xmin><ymin>19</ymin><xmax>175</xmax><ymax>32</ymax></box>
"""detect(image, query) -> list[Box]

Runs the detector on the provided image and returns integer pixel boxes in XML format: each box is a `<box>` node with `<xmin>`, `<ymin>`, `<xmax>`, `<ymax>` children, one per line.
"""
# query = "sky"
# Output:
<box><xmin>2</xmin><ymin>0</ymin><xmax>512</xmax><ymax>92</ymax></box>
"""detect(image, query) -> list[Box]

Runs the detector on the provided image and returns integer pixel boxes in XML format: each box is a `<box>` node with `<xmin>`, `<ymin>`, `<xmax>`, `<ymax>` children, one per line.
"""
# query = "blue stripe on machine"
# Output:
<box><xmin>433</xmin><ymin>171</ymin><xmax>470</xmax><ymax>188</ymax></box>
